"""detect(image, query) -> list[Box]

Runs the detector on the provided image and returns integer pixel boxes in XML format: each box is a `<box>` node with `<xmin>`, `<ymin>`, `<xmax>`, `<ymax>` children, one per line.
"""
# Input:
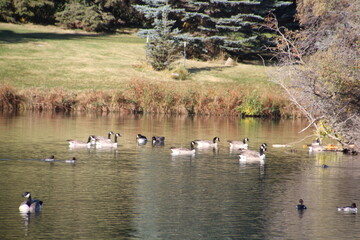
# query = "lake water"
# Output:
<box><xmin>0</xmin><ymin>111</ymin><xmax>360</xmax><ymax>240</ymax></box>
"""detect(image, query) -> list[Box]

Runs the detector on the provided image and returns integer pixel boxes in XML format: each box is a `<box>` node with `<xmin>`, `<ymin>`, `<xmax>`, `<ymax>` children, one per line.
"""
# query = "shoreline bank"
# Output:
<box><xmin>0</xmin><ymin>81</ymin><xmax>300</xmax><ymax>117</ymax></box>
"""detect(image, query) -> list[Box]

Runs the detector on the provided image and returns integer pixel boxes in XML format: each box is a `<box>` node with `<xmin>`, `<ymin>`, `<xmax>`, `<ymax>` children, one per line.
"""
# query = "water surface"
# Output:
<box><xmin>0</xmin><ymin>112</ymin><xmax>360</xmax><ymax>240</ymax></box>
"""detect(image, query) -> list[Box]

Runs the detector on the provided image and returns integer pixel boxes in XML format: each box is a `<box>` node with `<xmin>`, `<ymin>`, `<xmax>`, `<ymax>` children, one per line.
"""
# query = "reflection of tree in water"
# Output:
<box><xmin>313</xmin><ymin>152</ymin><xmax>344</xmax><ymax>167</ymax></box>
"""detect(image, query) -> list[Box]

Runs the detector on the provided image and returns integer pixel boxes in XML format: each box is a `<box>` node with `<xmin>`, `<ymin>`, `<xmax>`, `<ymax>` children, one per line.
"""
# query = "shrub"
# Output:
<box><xmin>143</xmin><ymin>7</ymin><xmax>180</xmax><ymax>71</ymax></box>
<box><xmin>55</xmin><ymin>2</ymin><xmax>115</xmax><ymax>32</ymax></box>
<box><xmin>171</xmin><ymin>65</ymin><xmax>189</xmax><ymax>80</ymax></box>
<box><xmin>237</xmin><ymin>91</ymin><xmax>263</xmax><ymax>117</ymax></box>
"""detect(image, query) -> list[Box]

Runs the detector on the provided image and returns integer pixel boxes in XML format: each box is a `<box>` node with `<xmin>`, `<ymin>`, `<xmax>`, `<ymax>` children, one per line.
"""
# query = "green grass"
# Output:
<box><xmin>0</xmin><ymin>23</ymin><xmax>272</xmax><ymax>91</ymax></box>
<box><xmin>0</xmin><ymin>23</ymin><xmax>295</xmax><ymax>116</ymax></box>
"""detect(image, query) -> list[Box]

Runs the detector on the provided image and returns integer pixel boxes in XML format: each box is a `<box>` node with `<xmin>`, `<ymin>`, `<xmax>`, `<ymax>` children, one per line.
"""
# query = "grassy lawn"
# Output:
<box><xmin>0</xmin><ymin>23</ymin><xmax>273</xmax><ymax>91</ymax></box>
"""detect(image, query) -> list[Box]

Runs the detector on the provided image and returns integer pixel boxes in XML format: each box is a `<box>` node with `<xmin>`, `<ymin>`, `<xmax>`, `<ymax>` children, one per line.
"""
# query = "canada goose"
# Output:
<box><xmin>152</xmin><ymin>136</ymin><xmax>165</xmax><ymax>146</ymax></box>
<box><xmin>137</xmin><ymin>134</ymin><xmax>148</xmax><ymax>145</ymax></box>
<box><xmin>44</xmin><ymin>155</ymin><xmax>55</xmax><ymax>162</ymax></box>
<box><xmin>19</xmin><ymin>192</ymin><xmax>43</xmax><ymax>213</ymax></box>
<box><xmin>261</xmin><ymin>143</ymin><xmax>268</xmax><ymax>149</ymax></box>
<box><xmin>337</xmin><ymin>203</ymin><xmax>357</xmax><ymax>212</ymax></box>
<box><xmin>308</xmin><ymin>145</ymin><xmax>326</xmax><ymax>152</ymax></box>
<box><xmin>239</xmin><ymin>144</ymin><xmax>266</xmax><ymax>162</ymax></box>
<box><xmin>307</xmin><ymin>138</ymin><xmax>326</xmax><ymax>152</ymax></box>
<box><xmin>65</xmin><ymin>157</ymin><xmax>76</xmax><ymax>164</ymax></box>
<box><xmin>96</xmin><ymin>133</ymin><xmax>121</xmax><ymax>147</ymax></box>
<box><xmin>95</xmin><ymin>131</ymin><xmax>114</xmax><ymax>141</ymax></box>
<box><xmin>311</xmin><ymin>138</ymin><xmax>321</xmax><ymax>146</ymax></box>
<box><xmin>170</xmin><ymin>141</ymin><xmax>196</xmax><ymax>155</ymax></box>
<box><xmin>67</xmin><ymin>135</ymin><xmax>95</xmax><ymax>148</ymax></box>
<box><xmin>193</xmin><ymin>137</ymin><xmax>220</xmax><ymax>148</ymax></box>
<box><xmin>296</xmin><ymin>199</ymin><xmax>307</xmax><ymax>210</ymax></box>
<box><xmin>227</xmin><ymin>137</ymin><xmax>249</xmax><ymax>149</ymax></box>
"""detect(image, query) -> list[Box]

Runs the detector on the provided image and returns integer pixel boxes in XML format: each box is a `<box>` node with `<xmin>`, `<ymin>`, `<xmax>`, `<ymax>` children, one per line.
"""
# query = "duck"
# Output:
<box><xmin>67</xmin><ymin>135</ymin><xmax>95</xmax><ymax>148</ymax></box>
<box><xmin>296</xmin><ymin>199</ymin><xmax>307</xmax><ymax>210</ymax></box>
<box><xmin>170</xmin><ymin>141</ymin><xmax>196</xmax><ymax>155</ymax></box>
<box><xmin>308</xmin><ymin>145</ymin><xmax>326</xmax><ymax>152</ymax></box>
<box><xmin>65</xmin><ymin>157</ymin><xmax>76</xmax><ymax>164</ymax></box>
<box><xmin>19</xmin><ymin>192</ymin><xmax>43</xmax><ymax>213</ymax></box>
<box><xmin>44</xmin><ymin>155</ymin><xmax>55</xmax><ymax>162</ymax></box>
<box><xmin>193</xmin><ymin>137</ymin><xmax>220</xmax><ymax>148</ymax></box>
<box><xmin>239</xmin><ymin>144</ymin><xmax>267</xmax><ymax>162</ymax></box>
<box><xmin>337</xmin><ymin>203</ymin><xmax>357</xmax><ymax>212</ymax></box>
<box><xmin>227</xmin><ymin>137</ymin><xmax>249</xmax><ymax>149</ymax></box>
<box><xmin>136</xmin><ymin>134</ymin><xmax>148</xmax><ymax>145</ymax></box>
<box><xmin>308</xmin><ymin>138</ymin><xmax>326</xmax><ymax>152</ymax></box>
<box><xmin>96</xmin><ymin>133</ymin><xmax>121</xmax><ymax>147</ymax></box>
<box><xmin>95</xmin><ymin>131</ymin><xmax>114</xmax><ymax>141</ymax></box>
<box><xmin>152</xmin><ymin>136</ymin><xmax>165</xmax><ymax>146</ymax></box>
<box><xmin>311</xmin><ymin>138</ymin><xmax>321</xmax><ymax>146</ymax></box>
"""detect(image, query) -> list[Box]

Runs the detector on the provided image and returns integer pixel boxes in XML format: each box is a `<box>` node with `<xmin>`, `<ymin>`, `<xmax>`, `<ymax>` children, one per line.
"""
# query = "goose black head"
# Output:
<box><xmin>22</xmin><ymin>192</ymin><xmax>31</xmax><ymax>198</ymax></box>
<box><xmin>213</xmin><ymin>137</ymin><xmax>220</xmax><ymax>143</ymax></box>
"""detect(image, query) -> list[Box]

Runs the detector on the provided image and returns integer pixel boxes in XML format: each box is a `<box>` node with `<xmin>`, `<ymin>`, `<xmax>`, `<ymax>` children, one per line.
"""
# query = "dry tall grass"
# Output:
<box><xmin>0</xmin><ymin>81</ymin><xmax>299</xmax><ymax>117</ymax></box>
<box><xmin>0</xmin><ymin>85</ymin><xmax>26</xmax><ymax>111</ymax></box>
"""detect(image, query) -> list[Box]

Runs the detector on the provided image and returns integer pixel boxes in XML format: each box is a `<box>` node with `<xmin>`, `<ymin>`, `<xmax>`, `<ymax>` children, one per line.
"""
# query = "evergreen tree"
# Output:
<box><xmin>182</xmin><ymin>0</ymin><xmax>294</xmax><ymax>59</ymax></box>
<box><xmin>135</xmin><ymin>1</ymin><xmax>181</xmax><ymax>70</ymax></box>
<box><xmin>0</xmin><ymin>0</ymin><xmax>58</xmax><ymax>24</ymax></box>
<box><xmin>134</xmin><ymin>0</ymin><xmax>295</xmax><ymax>60</ymax></box>
<box><xmin>55</xmin><ymin>0</ymin><xmax>116</xmax><ymax>32</ymax></box>
<box><xmin>0</xmin><ymin>0</ymin><xmax>16</xmax><ymax>23</ymax></box>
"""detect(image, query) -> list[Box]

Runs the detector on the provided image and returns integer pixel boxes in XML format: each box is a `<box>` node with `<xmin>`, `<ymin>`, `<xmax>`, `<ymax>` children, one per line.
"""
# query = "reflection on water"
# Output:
<box><xmin>19</xmin><ymin>211</ymin><xmax>43</xmax><ymax>237</ymax></box>
<box><xmin>0</xmin><ymin>112</ymin><xmax>360</xmax><ymax>239</ymax></box>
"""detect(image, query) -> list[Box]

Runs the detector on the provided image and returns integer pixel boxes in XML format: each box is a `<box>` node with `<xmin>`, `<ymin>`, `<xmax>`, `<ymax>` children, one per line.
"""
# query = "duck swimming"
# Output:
<box><xmin>296</xmin><ymin>199</ymin><xmax>307</xmax><ymax>210</ymax></box>
<box><xmin>19</xmin><ymin>192</ymin><xmax>43</xmax><ymax>213</ymax></box>
<box><xmin>308</xmin><ymin>139</ymin><xmax>326</xmax><ymax>152</ymax></box>
<box><xmin>152</xmin><ymin>136</ymin><xmax>165</xmax><ymax>146</ymax></box>
<box><xmin>65</xmin><ymin>157</ymin><xmax>76</xmax><ymax>163</ymax></box>
<box><xmin>308</xmin><ymin>145</ymin><xmax>326</xmax><ymax>152</ymax></box>
<box><xmin>337</xmin><ymin>203</ymin><xmax>357</xmax><ymax>213</ymax></box>
<box><xmin>136</xmin><ymin>134</ymin><xmax>148</xmax><ymax>145</ymax></box>
<box><xmin>44</xmin><ymin>155</ymin><xmax>55</xmax><ymax>162</ymax></box>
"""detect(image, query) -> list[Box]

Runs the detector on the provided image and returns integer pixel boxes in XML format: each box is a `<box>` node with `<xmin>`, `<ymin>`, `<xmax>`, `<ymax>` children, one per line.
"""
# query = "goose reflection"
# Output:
<box><xmin>171</xmin><ymin>153</ymin><xmax>195</xmax><ymax>163</ymax></box>
<box><xmin>239</xmin><ymin>158</ymin><xmax>265</xmax><ymax>180</ymax></box>
<box><xmin>194</xmin><ymin>146</ymin><xmax>219</xmax><ymax>155</ymax></box>
<box><xmin>20</xmin><ymin>211</ymin><xmax>42</xmax><ymax>236</ymax></box>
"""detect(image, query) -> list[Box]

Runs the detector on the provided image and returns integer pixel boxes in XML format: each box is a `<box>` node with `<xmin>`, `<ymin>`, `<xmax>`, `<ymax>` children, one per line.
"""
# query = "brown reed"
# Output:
<box><xmin>0</xmin><ymin>81</ymin><xmax>300</xmax><ymax>117</ymax></box>
<box><xmin>0</xmin><ymin>85</ymin><xmax>26</xmax><ymax>111</ymax></box>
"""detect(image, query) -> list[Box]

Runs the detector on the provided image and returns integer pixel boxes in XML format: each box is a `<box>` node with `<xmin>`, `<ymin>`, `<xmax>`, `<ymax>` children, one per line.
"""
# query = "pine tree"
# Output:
<box><xmin>0</xmin><ymin>0</ymin><xmax>56</xmax><ymax>23</ymax></box>
<box><xmin>134</xmin><ymin>0</ymin><xmax>295</xmax><ymax>60</ymax></box>
<box><xmin>180</xmin><ymin>0</ymin><xmax>294</xmax><ymax>59</ymax></box>
<box><xmin>135</xmin><ymin>1</ymin><xmax>181</xmax><ymax>70</ymax></box>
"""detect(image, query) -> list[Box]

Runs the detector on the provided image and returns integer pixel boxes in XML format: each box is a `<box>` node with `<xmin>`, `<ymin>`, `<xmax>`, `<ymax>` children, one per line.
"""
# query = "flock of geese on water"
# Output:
<box><xmin>65</xmin><ymin>131</ymin><xmax>268</xmax><ymax>163</ymax></box>
<box><xmin>19</xmin><ymin>132</ymin><xmax>358</xmax><ymax>214</ymax></box>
